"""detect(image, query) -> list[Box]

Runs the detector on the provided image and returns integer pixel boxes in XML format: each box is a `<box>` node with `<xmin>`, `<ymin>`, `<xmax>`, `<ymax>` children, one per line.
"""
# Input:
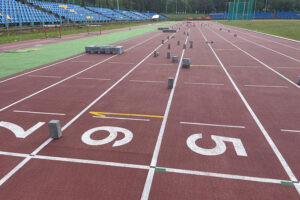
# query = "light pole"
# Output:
<box><xmin>116</xmin><ymin>0</ymin><xmax>119</xmax><ymax>10</ymax></box>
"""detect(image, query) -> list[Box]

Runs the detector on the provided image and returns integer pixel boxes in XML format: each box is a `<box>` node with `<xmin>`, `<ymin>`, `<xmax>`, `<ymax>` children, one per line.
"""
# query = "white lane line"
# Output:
<box><xmin>238</xmin><ymin>35</ymin><xmax>300</xmax><ymax>63</ymax></box>
<box><xmin>76</xmin><ymin>77</ymin><xmax>111</xmax><ymax>81</ymax></box>
<box><xmin>230</xmin><ymin>66</ymin><xmax>261</xmax><ymax>68</ymax></box>
<box><xmin>200</xmin><ymin>28</ymin><xmax>299</xmax><ymax>184</ymax></box>
<box><xmin>165</xmin><ymin>167</ymin><xmax>287</xmax><ymax>184</ymax></box>
<box><xmin>141</xmin><ymin>30</ymin><xmax>190</xmax><ymax>200</ymax></box>
<box><xmin>184</xmin><ymin>82</ymin><xmax>224</xmax><ymax>86</ymax></box>
<box><xmin>281</xmin><ymin>129</ymin><xmax>300</xmax><ymax>134</ymax></box>
<box><xmin>208</xmin><ymin>28</ymin><xmax>300</xmax><ymax>89</ymax></box>
<box><xmin>13</xmin><ymin>110</ymin><xmax>66</xmax><ymax>116</ymax></box>
<box><xmin>0</xmin><ymin>33</ymin><xmax>162</xmax><ymax>113</ymax></box>
<box><xmin>93</xmin><ymin>116</ymin><xmax>150</xmax><ymax>122</ymax></box>
<box><xmin>0</xmin><ymin>54</ymin><xmax>84</xmax><ymax>84</ymax></box>
<box><xmin>0</xmin><ymin>33</ymin><xmax>166</xmax><ymax>186</ymax></box>
<box><xmin>28</xmin><ymin>75</ymin><xmax>61</xmax><ymax>79</ymax></box>
<box><xmin>108</xmin><ymin>62</ymin><xmax>135</xmax><ymax>65</ymax></box>
<box><xmin>218</xmin><ymin>23</ymin><xmax>300</xmax><ymax>50</ymax></box>
<box><xmin>0</xmin><ymin>157</ymin><xmax>31</xmax><ymax>186</ymax></box>
<box><xmin>244</xmin><ymin>85</ymin><xmax>289</xmax><ymax>88</ymax></box>
<box><xmin>180</xmin><ymin>121</ymin><xmax>245</xmax><ymax>129</ymax></box>
<box><xmin>129</xmin><ymin>80</ymin><xmax>165</xmax><ymax>84</ymax></box>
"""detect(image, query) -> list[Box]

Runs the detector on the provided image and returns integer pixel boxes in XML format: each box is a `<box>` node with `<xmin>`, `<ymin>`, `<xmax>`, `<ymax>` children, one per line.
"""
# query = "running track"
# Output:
<box><xmin>0</xmin><ymin>21</ymin><xmax>300</xmax><ymax>199</ymax></box>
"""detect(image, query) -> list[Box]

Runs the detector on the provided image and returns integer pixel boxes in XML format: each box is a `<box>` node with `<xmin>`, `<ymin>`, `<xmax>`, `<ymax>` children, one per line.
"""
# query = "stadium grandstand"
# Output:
<box><xmin>0</xmin><ymin>0</ymin><xmax>167</xmax><ymax>29</ymax></box>
<box><xmin>0</xmin><ymin>0</ymin><xmax>59</xmax><ymax>25</ymax></box>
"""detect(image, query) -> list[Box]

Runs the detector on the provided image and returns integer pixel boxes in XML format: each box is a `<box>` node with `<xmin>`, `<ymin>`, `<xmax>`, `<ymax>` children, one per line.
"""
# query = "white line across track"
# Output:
<box><xmin>199</xmin><ymin>26</ymin><xmax>300</xmax><ymax>195</ymax></box>
<box><xmin>206</xmin><ymin>27</ymin><xmax>300</xmax><ymax>89</ymax></box>
<box><xmin>0</xmin><ymin>33</ymin><xmax>162</xmax><ymax>113</ymax></box>
<box><xmin>141</xmin><ymin>29</ymin><xmax>190</xmax><ymax>200</ymax></box>
<box><xmin>0</xmin><ymin>31</ymin><xmax>177</xmax><ymax>187</ymax></box>
<box><xmin>0</xmin><ymin>150</ymin><xmax>295</xmax><ymax>186</ymax></box>
<box><xmin>180</xmin><ymin>121</ymin><xmax>245</xmax><ymax>129</ymax></box>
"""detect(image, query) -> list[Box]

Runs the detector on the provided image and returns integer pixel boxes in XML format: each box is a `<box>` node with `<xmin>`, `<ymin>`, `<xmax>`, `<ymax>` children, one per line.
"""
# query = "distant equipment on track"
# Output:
<box><xmin>48</xmin><ymin>120</ymin><xmax>62</xmax><ymax>139</ymax></box>
<box><xmin>85</xmin><ymin>45</ymin><xmax>124</xmax><ymax>55</ymax></box>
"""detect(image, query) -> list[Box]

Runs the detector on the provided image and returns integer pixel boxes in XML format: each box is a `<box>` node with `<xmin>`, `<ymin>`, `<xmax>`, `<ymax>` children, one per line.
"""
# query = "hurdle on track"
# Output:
<box><xmin>86</xmin><ymin>24</ymin><xmax>102</xmax><ymax>36</ymax></box>
<box><xmin>43</xmin><ymin>25</ymin><xmax>62</xmax><ymax>39</ymax></box>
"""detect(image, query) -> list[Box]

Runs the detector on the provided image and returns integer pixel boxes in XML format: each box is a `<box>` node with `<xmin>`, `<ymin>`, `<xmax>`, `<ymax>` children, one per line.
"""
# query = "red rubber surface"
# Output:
<box><xmin>0</xmin><ymin>22</ymin><xmax>299</xmax><ymax>199</ymax></box>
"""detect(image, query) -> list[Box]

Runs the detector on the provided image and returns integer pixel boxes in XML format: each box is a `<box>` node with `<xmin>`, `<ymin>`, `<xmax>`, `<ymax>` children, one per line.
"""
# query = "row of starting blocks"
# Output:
<box><xmin>85</xmin><ymin>45</ymin><xmax>124</xmax><ymax>55</ymax></box>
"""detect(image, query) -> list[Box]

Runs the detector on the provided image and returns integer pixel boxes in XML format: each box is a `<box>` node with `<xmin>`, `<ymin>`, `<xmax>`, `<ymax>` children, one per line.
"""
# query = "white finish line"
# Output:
<box><xmin>129</xmin><ymin>80</ymin><xmax>165</xmax><ymax>84</ymax></box>
<box><xmin>180</xmin><ymin>121</ymin><xmax>245</xmax><ymax>129</ymax></box>
<box><xmin>0</xmin><ymin>150</ymin><xmax>292</xmax><ymax>186</ymax></box>
<box><xmin>76</xmin><ymin>77</ymin><xmax>112</xmax><ymax>81</ymax></box>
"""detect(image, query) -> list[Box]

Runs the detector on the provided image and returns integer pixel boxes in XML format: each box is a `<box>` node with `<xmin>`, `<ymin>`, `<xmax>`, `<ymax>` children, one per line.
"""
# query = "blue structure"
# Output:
<box><xmin>253</xmin><ymin>12</ymin><xmax>272</xmax><ymax>19</ymax></box>
<box><xmin>276</xmin><ymin>12</ymin><xmax>300</xmax><ymax>19</ymax></box>
<box><xmin>210</xmin><ymin>13</ymin><xmax>228</xmax><ymax>19</ymax></box>
<box><xmin>0</xmin><ymin>0</ymin><xmax>59</xmax><ymax>25</ymax></box>
<box><xmin>28</xmin><ymin>0</ymin><xmax>110</xmax><ymax>23</ymax></box>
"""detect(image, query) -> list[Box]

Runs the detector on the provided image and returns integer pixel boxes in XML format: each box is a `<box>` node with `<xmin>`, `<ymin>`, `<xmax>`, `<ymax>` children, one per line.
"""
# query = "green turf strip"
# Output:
<box><xmin>155</xmin><ymin>168</ymin><xmax>166</xmax><ymax>173</ymax></box>
<box><xmin>280</xmin><ymin>181</ymin><xmax>294</xmax><ymax>187</ymax></box>
<box><xmin>0</xmin><ymin>22</ymin><xmax>176</xmax><ymax>79</ymax></box>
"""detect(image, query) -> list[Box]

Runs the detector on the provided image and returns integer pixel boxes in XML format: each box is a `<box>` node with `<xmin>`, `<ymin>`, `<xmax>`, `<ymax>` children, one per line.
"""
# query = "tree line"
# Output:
<box><xmin>41</xmin><ymin>0</ymin><xmax>300</xmax><ymax>13</ymax></box>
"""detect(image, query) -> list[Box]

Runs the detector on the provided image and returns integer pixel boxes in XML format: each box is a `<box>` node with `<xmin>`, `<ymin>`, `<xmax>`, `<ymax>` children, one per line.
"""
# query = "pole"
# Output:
<box><xmin>116</xmin><ymin>0</ymin><xmax>119</xmax><ymax>10</ymax></box>
<box><xmin>265</xmin><ymin>0</ymin><xmax>268</xmax><ymax>12</ymax></box>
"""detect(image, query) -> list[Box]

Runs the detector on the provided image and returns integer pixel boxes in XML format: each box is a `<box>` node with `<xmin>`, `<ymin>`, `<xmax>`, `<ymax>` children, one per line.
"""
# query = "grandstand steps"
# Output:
<box><xmin>25</xmin><ymin>1</ymin><xmax>61</xmax><ymax>22</ymax></box>
<box><xmin>84</xmin><ymin>7</ymin><xmax>112</xmax><ymax>21</ymax></box>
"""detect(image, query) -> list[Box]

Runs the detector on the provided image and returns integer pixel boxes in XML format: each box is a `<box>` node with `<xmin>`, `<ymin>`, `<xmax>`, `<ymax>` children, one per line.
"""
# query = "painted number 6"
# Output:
<box><xmin>187</xmin><ymin>133</ymin><xmax>247</xmax><ymax>157</ymax></box>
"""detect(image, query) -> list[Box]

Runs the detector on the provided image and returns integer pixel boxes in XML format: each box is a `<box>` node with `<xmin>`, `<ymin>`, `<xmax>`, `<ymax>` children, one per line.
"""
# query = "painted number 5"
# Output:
<box><xmin>187</xmin><ymin>133</ymin><xmax>247</xmax><ymax>157</ymax></box>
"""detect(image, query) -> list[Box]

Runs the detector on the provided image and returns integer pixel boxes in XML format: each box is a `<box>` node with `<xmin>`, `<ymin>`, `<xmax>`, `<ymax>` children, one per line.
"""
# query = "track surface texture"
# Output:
<box><xmin>0</xmin><ymin>21</ymin><xmax>300</xmax><ymax>199</ymax></box>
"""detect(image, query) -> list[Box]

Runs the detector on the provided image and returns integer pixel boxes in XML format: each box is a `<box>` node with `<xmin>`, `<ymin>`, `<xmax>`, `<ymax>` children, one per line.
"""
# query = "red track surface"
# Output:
<box><xmin>0</xmin><ymin>22</ymin><xmax>300</xmax><ymax>199</ymax></box>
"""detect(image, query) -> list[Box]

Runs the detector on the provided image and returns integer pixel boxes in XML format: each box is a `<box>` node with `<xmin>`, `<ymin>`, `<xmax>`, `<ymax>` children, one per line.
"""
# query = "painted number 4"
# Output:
<box><xmin>187</xmin><ymin>133</ymin><xmax>247</xmax><ymax>157</ymax></box>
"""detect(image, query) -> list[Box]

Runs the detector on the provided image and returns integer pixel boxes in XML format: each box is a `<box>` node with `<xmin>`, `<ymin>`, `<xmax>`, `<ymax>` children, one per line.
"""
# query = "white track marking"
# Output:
<box><xmin>216</xmin><ymin>23</ymin><xmax>300</xmax><ymax>49</ymax></box>
<box><xmin>141</xmin><ymin>31</ymin><xmax>190</xmax><ymax>200</ymax></box>
<box><xmin>281</xmin><ymin>129</ymin><xmax>300</xmax><ymax>133</ymax></box>
<box><xmin>0</xmin><ymin>54</ymin><xmax>84</xmax><ymax>84</ymax></box>
<box><xmin>129</xmin><ymin>80</ymin><xmax>165</xmax><ymax>84</ymax></box>
<box><xmin>71</xmin><ymin>61</ymin><xmax>91</xmax><ymax>63</ymax></box>
<box><xmin>0</xmin><ymin>33</ymin><xmax>162</xmax><ymax>113</ymax></box>
<box><xmin>180</xmin><ymin>121</ymin><xmax>245</xmax><ymax>129</ymax></box>
<box><xmin>165</xmin><ymin>167</ymin><xmax>287</xmax><ymax>184</ymax></box>
<box><xmin>208</xmin><ymin>28</ymin><xmax>300</xmax><ymax>89</ymax></box>
<box><xmin>147</xmin><ymin>63</ymin><xmax>173</xmax><ymax>66</ymax></box>
<box><xmin>0</xmin><ymin>150</ymin><xmax>293</xmax><ymax>186</ymax></box>
<box><xmin>230</xmin><ymin>65</ymin><xmax>261</xmax><ymax>68</ymax></box>
<box><xmin>200</xmin><ymin>28</ymin><xmax>299</xmax><ymax>185</ymax></box>
<box><xmin>141</xmin><ymin>168</ymin><xmax>155</xmax><ymax>200</ymax></box>
<box><xmin>244</xmin><ymin>85</ymin><xmax>289</xmax><ymax>88</ymax></box>
<box><xmin>0</xmin><ymin>32</ymin><xmax>175</xmax><ymax>186</ymax></box>
<box><xmin>93</xmin><ymin>116</ymin><xmax>150</xmax><ymax>122</ymax></box>
<box><xmin>237</xmin><ymin>35</ymin><xmax>300</xmax><ymax>63</ymax></box>
<box><xmin>13</xmin><ymin>110</ymin><xmax>66</xmax><ymax>116</ymax></box>
<box><xmin>0</xmin><ymin>157</ymin><xmax>31</xmax><ymax>186</ymax></box>
<box><xmin>76</xmin><ymin>77</ymin><xmax>111</xmax><ymax>81</ymax></box>
<box><xmin>108</xmin><ymin>62</ymin><xmax>135</xmax><ymax>65</ymax></box>
<box><xmin>0</xmin><ymin>121</ymin><xmax>45</xmax><ymax>139</ymax></box>
<box><xmin>275</xmin><ymin>67</ymin><xmax>300</xmax><ymax>69</ymax></box>
<box><xmin>184</xmin><ymin>82</ymin><xmax>224</xmax><ymax>86</ymax></box>
<box><xmin>28</xmin><ymin>75</ymin><xmax>61</xmax><ymax>78</ymax></box>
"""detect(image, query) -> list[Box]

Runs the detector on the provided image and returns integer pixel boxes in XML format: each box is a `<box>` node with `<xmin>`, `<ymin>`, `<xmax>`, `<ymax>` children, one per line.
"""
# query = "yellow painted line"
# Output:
<box><xmin>90</xmin><ymin>111</ymin><xmax>164</xmax><ymax>118</ymax></box>
<box><xmin>191</xmin><ymin>64</ymin><xmax>220</xmax><ymax>67</ymax></box>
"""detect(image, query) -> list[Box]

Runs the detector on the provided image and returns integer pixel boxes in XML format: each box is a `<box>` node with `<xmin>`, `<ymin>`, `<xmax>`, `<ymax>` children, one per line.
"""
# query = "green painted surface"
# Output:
<box><xmin>280</xmin><ymin>181</ymin><xmax>294</xmax><ymax>187</ymax></box>
<box><xmin>155</xmin><ymin>168</ymin><xmax>166</xmax><ymax>173</ymax></box>
<box><xmin>0</xmin><ymin>22</ymin><xmax>176</xmax><ymax>79</ymax></box>
<box><xmin>217</xmin><ymin>20</ymin><xmax>300</xmax><ymax>41</ymax></box>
